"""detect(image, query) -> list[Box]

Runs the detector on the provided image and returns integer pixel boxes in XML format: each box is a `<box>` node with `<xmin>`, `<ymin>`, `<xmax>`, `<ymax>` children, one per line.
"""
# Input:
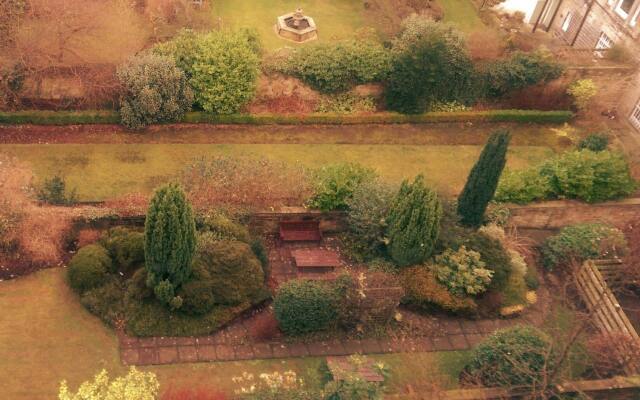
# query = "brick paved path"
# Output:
<box><xmin>119</xmin><ymin>239</ymin><xmax>550</xmax><ymax>366</ymax></box>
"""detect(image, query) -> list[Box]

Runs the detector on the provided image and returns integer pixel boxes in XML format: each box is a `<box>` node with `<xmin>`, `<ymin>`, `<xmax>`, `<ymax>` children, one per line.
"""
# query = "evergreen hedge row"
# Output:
<box><xmin>0</xmin><ymin>110</ymin><xmax>573</xmax><ymax>126</ymax></box>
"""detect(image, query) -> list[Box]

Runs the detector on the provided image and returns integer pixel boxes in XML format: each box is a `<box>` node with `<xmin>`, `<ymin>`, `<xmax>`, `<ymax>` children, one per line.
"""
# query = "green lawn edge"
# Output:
<box><xmin>0</xmin><ymin>110</ymin><xmax>574</xmax><ymax>126</ymax></box>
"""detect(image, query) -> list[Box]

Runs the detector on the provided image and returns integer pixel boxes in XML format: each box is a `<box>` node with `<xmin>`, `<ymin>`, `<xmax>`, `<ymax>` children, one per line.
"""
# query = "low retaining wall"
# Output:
<box><xmin>509</xmin><ymin>198</ymin><xmax>640</xmax><ymax>231</ymax></box>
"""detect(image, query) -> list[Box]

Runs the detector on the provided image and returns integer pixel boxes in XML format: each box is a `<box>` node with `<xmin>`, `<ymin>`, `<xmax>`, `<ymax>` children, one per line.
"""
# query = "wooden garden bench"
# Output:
<box><xmin>279</xmin><ymin>220</ymin><xmax>322</xmax><ymax>242</ymax></box>
<box><xmin>291</xmin><ymin>248</ymin><xmax>341</xmax><ymax>275</ymax></box>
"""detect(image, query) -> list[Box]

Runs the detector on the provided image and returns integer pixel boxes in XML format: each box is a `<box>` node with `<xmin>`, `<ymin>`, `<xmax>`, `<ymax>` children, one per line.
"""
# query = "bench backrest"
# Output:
<box><xmin>280</xmin><ymin>220</ymin><xmax>320</xmax><ymax>232</ymax></box>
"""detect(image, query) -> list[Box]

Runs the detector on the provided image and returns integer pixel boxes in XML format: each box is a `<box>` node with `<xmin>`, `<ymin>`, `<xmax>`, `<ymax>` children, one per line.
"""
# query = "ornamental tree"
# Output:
<box><xmin>386</xmin><ymin>175</ymin><xmax>442</xmax><ymax>267</ymax></box>
<box><xmin>386</xmin><ymin>15</ymin><xmax>476</xmax><ymax>113</ymax></box>
<box><xmin>144</xmin><ymin>183</ymin><xmax>196</xmax><ymax>308</ymax></box>
<box><xmin>457</xmin><ymin>130</ymin><xmax>511</xmax><ymax>227</ymax></box>
<box><xmin>117</xmin><ymin>53</ymin><xmax>193</xmax><ymax>130</ymax></box>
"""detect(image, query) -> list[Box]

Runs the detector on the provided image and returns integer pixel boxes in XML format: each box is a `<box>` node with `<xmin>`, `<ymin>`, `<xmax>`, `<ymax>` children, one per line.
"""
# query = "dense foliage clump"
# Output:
<box><xmin>434</xmin><ymin>246</ymin><xmax>493</xmax><ymax>296</ymax></box>
<box><xmin>277</xmin><ymin>39</ymin><xmax>392</xmax><ymax>93</ymax></box>
<box><xmin>309</xmin><ymin>163</ymin><xmax>376</xmax><ymax>211</ymax></box>
<box><xmin>457</xmin><ymin>130</ymin><xmax>511</xmax><ymax>227</ymax></box>
<box><xmin>117</xmin><ymin>53</ymin><xmax>193</xmax><ymax>129</ymax></box>
<box><xmin>67</xmin><ymin>244</ymin><xmax>112</xmax><ymax>294</ymax></box>
<box><xmin>274</xmin><ymin>279</ymin><xmax>338</xmax><ymax>335</ymax></box>
<box><xmin>462</xmin><ymin>326</ymin><xmax>555</xmax><ymax>387</ymax></box>
<box><xmin>401</xmin><ymin>266</ymin><xmax>478</xmax><ymax>314</ymax></box>
<box><xmin>100</xmin><ymin>227</ymin><xmax>145</xmax><ymax>275</ymax></box>
<box><xmin>386</xmin><ymin>16</ymin><xmax>476</xmax><ymax>113</ymax></box>
<box><xmin>482</xmin><ymin>50</ymin><xmax>563</xmax><ymax>98</ymax></box>
<box><xmin>386</xmin><ymin>175</ymin><xmax>442</xmax><ymax>267</ymax></box>
<box><xmin>541</xmin><ymin>223</ymin><xmax>627</xmax><ymax>270</ymax></box>
<box><xmin>496</xmin><ymin>150</ymin><xmax>636</xmax><ymax>204</ymax></box>
<box><xmin>155</xmin><ymin>29</ymin><xmax>260</xmax><ymax>114</ymax></box>
<box><xmin>577</xmin><ymin>133</ymin><xmax>608</xmax><ymax>152</ymax></box>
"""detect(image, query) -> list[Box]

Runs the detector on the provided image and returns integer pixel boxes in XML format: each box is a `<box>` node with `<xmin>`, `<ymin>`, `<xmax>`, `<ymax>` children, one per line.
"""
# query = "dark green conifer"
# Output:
<box><xmin>144</xmin><ymin>183</ymin><xmax>196</xmax><ymax>305</ymax></box>
<box><xmin>386</xmin><ymin>175</ymin><xmax>442</xmax><ymax>267</ymax></box>
<box><xmin>457</xmin><ymin>130</ymin><xmax>511</xmax><ymax>227</ymax></box>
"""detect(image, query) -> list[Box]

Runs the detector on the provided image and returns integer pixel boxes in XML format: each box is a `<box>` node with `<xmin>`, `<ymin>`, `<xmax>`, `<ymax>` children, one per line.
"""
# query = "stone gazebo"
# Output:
<box><xmin>276</xmin><ymin>8</ymin><xmax>318</xmax><ymax>43</ymax></box>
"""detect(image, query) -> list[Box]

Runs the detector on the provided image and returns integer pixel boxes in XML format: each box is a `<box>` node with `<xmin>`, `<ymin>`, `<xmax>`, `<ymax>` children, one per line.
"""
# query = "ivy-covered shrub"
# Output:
<box><xmin>540</xmin><ymin>223</ymin><xmax>627</xmax><ymax>270</ymax></box>
<box><xmin>494</xmin><ymin>168</ymin><xmax>552</xmax><ymax>204</ymax></box>
<box><xmin>541</xmin><ymin>150</ymin><xmax>636</xmax><ymax>203</ymax></box>
<box><xmin>401</xmin><ymin>267</ymin><xmax>477</xmax><ymax>315</ymax></box>
<box><xmin>67</xmin><ymin>244</ymin><xmax>112</xmax><ymax>294</ymax></box>
<box><xmin>496</xmin><ymin>150</ymin><xmax>636</xmax><ymax>204</ymax></box>
<box><xmin>117</xmin><ymin>53</ymin><xmax>193</xmax><ymax>130</ymax></box>
<box><xmin>464</xmin><ymin>232</ymin><xmax>512</xmax><ymax>291</ymax></box>
<box><xmin>386</xmin><ymin>175</ymin><xmax>442</xmax><ymax>267</ymax></box>
<box><xmin>462</xmin><ymin>326</ymin><xmax>555</xmax><ymax>387</ymax></box>
<box><xmin>99</xmin><ymin>227</ymin><xmax>144</xmax><ymax>275</ymax></box>
<box><xmin>386</xmin><ymin>15</ymin><xmax>476</xmax><ymax>113</ymax></box>
<box><xmin>577</xmin><ymin>133</ymin><xmax>608</xmax><ymax>152</ymax></box>
<box><xmin>308</xmin><ymin>163</ymin><xmax>376</xmax><ymax>211</ymax></box>
<box><xmin>59</xmin><ymin>367</ymin><xmax>160</xmax><ymax>400</ymax></box>
<box><xmin>193</xmin><ymin>237</ymin><xmax>264</xmax><ymax>305</ymax></box>
<box><xmin>434</xmin><ymin>247</ymin><xmax>493</xmax><ymax>296</ymax></box>
<box><xmin>274</xmin><ymin>279</ymin><xmax>338</xmax><ymax>335</ymax></box>
<box><xmin>154</xmin><ymin>29</ymin><xmax>260</xmax><ymax>114</ymax></box>
<box><xmin>343</xmin><ymin>179</ymin><xmax>396</xmax><ymax>262</ymax></box>
<box><xmin>482</xmin><ymin>50</ymin><xmax>564</xmax><ymax>98</ymax></box>
<box><xmin>276</xmin><ymin>39</ymin><xmax>391</xmax><ymax>93</ymax></box>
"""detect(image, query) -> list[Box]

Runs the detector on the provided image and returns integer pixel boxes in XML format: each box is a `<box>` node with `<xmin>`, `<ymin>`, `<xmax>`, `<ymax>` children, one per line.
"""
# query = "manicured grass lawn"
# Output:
<box><xmin>0</xmin><ymin>143</ymin><xmax>554</xmax><ymax>201</ymax></box>
<box><xmin>0</xmin><ymin>268</ymin><xmax>470</xmax><ymax>399</ymax></box>
<box><xmin>211</xmin><ymin>0</ymin><xmax>365</xmax><ymax>50</ymax></box>
<box><xmin>439</xmin><ymin>0</ymin><xmax>486</xmax><ymax>32</ymax></box>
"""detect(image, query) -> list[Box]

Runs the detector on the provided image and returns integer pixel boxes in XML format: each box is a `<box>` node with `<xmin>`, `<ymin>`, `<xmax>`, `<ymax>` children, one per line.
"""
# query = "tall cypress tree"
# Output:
<box><xmin>144</xmin><ymin>183</ymin><xmax>196</xmax><ymax>307</ymax></box>
<box><xmin>457</xmin><ymin>130</ymin><xmax>511</xmax><ymax>227</ymax></box>
<box><xmin>386</xmin><ymin>175</ymin><xmax>442</xmax><ymax>267</ymax></box>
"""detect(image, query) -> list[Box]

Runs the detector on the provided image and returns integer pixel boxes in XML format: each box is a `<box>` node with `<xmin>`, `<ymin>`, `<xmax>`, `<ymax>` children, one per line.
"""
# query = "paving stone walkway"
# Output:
<box><xmin>119</xmin><ymin>238</ymin><xmax>551</xmax><ymax>366</ymax></box>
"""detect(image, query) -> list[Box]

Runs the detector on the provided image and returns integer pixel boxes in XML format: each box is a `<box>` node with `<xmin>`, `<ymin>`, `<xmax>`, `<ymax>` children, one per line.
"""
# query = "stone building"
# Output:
<box><xmin>528</xmin><ymin>0</ymin><xmax>640</xmax><ymax>131</ymax></box>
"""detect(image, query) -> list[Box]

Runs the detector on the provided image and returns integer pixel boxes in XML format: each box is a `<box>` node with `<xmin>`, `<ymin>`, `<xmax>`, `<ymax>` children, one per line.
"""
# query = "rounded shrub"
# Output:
<box><xmin>577</xmin><ymin>133</ymin><xmax>608</xmax><ymax>152</ymax></box>
<box><xmin>126</xmin><ymin>268</ymin><xmax>154</xmax><ymax>301</ymax></box>
<box><xmin>400</xmin><ymin>266</ymin><xmax>477</xmax><ymax>315</ymax></box>
<box><xmin>198</xmin><ymin>212</ymin><xmax>251</xmax><ymax>243</ymax></box>
<box><xmin>462</xmin><ymin>325</ymin><xmax>555</xmax><ymax>387</ymax></box>
<box><xmin>67</xmin><ymin>244</ymin><xmax>112</xmax><ymax>294</ymax></box>
<box><xmin>541</xmin><ymin>223</ymin><xmax>627</xmax><ymax>270</ymax></box>
<box><xmin>177</xmin><ymin>279</ymin><xmax>216</xmax><ymax>315</ymax></box>
<box><xmin>464</xmin><ymin>232</ymin><xmax>512</xmax><ymax>291</ymax></box>
<box><xmin>100</xmin><ymin>227</ymin><xmax>144</xmax><ymax>275</ymax></box>
<box><xmin>274</xmin><ymin>279</ymin><xmax>338</xmax><ymax>335</ymax></box>
<box><xmin>193</xmin><ymin>238</ymin><xmax>264</xmax><ymax>305</ymax></box>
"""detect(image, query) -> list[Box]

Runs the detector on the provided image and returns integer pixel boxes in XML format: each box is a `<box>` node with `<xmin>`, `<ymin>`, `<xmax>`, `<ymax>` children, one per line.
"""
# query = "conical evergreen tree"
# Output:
<box><xmin>144</xmin><ymin>183</ymin><xmax>196</xmax><ymax>305</ymax></box>
<box><xmin>457</xmin><ymin>129</ymin><xmax>511</xmax><ymax>227</ymax></box>
<box><xmin>386</xmin><ymin>175</ymin><xmax>442</xmax><ymax>267</ymax></box>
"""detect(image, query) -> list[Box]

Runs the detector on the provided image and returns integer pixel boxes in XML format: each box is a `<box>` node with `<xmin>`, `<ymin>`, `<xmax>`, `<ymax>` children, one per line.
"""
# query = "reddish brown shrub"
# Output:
<box><xmin>181</xmin><ymin>156</ymin><xmax>313</xmax><ymax>212</ymax></box>
<box><xmin>249</xmin><ymin>310</ymin><xmax>281</xmax><ymax>341</ymax></box>
<box><xmin>104</xmin><ymin>192</ymin><xmax>150</xmax><ymax>217</ymax></box>
<box><xmin>76</xmin><ymin>229</ymin><xmax>102</xmax><ymax>248</ymax></box>
<box><xmin>467</xmin><ymin>29</ymin><xmax>506</xmax><ymax>61</ymax></box>
<box><xmin>586</xmin><ymin>332</ymin><xmax>640</xmax><ymax>378</ymax></box>
<box><xmin>503</xmin><ymin>80</ymin><xmax>573</xmax><ymax>111</ymax></box>
<box><xmin>161</xmin><ymin>386</ymin><xmax>228</xmax><ymax>400</ymax></box>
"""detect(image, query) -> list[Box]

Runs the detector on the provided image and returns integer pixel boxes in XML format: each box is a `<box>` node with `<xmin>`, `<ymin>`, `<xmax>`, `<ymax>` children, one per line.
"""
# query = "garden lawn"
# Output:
<box><xmin>439</xmin><ymin>0</ymin><xmax>486</xmax><ymax>32</ymax></box>
<box><xmin>0</xmin><ymin>268</ymin><xmax>469</xmax><ymax>399</ymax></box>
<box><xmin>0</xmin><ymin>143</ymin><xmax>554</xmax><ymax>201</ymax></box>
<box><xmin>211</xmin><ymin>0</ymin><xmax>365</xmax><ymax>50</ymax></box>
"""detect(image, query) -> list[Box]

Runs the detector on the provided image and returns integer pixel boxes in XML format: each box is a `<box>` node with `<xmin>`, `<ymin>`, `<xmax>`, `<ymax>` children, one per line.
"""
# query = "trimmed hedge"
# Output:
<box><xmin>0</xmin><ymin>110</ymin><xmax>574</xmax><ymax>125</ymax></box>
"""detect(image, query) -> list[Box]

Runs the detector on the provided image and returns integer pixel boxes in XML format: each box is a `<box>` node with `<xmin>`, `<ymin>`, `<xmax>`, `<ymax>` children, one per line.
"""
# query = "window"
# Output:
<box><xmin>630</xmin><ymin>99</ymin><xmax>640</xmax><ymax>131</ymax></box>
<box><xmin>562</xmin><ymin>12</ymin><xmax>573</xmax><ymax>32</ymax></box>
<box><xmin>594</xmin><ymin>31</ymin><xmax>614</xmax><ymax>58</ymax></box>
<box><xmin>616</xmin><ymin>0</ymin><xmax>636</xmax><ymax>17</ymax></box>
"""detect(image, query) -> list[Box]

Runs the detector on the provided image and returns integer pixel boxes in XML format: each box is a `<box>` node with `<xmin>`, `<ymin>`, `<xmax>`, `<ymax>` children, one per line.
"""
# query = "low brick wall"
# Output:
<box><xmin>248</xmin><ymin>207</ymin><xmax>348</xmax><ymax>235</ymax></box>
<box><xmin>509</xmin><ymin>198</ymin><xmax>640</xmax><ymax>231</ymax></box>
